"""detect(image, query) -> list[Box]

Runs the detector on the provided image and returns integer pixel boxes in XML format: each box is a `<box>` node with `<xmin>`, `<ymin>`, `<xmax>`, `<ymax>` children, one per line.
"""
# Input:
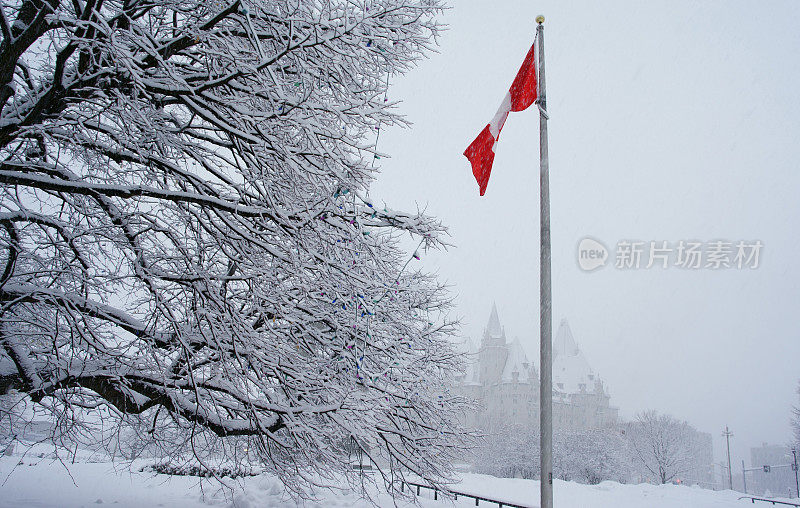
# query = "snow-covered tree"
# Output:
<box><xmin>626</xmin><ymin>410</ymin><xmax>694</xmax><ymax>484</ymax></box>
<box><xmin>474</xmin><ymin>423</ymin><xmax>631</xmax><ymax>485</ymax></box>
<box><xmin>474</xmin><ymin>422</ymin><xmax>539</xmax><ymax>480</ymax></box>
<box><xmin>553</xmin><ymin>429</ymin><xmax>631</xmax><ymax>485</ymax></box>
<box><xmin>0</xmin><ymin>0</ymin><xmax>468</xmax><ymax>497</ymax></box>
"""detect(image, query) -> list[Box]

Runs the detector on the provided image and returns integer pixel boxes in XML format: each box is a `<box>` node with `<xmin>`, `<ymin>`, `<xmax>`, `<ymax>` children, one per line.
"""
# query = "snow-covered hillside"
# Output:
<box><xmin>0</xmin><ymin>449</ymin><xmax>769</xmax><ymax>508</ymax></box>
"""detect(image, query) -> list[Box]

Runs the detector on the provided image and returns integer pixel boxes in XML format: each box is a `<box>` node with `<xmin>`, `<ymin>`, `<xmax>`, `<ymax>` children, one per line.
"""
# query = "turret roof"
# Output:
<box><xmin>553</xmin><ymin>318</ymin><xmax>596</xmax><ymax>394</ymax></box>
<box><xmin>486</xmin><ymin>302</ymin><xmax>502</xmax><ymax>338</ymax></box>
<box><xmin>501</xmin><ymin>337</ymin><xmax>535</xmax><ymax>384</ymax></box>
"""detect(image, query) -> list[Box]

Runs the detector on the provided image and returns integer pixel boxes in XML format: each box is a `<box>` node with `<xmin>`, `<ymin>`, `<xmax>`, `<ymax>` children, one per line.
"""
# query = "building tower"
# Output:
<box><xmin>478</xmin><ymin>303</ymin><xmax>509</xmax><ymax>385</ymax></box>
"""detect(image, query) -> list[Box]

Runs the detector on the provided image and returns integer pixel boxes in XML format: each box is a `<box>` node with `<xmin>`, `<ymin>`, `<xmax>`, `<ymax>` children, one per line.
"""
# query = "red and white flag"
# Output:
<box><xmin>464</xmin><ymin>42</ymin><xmax>538</xmax><ymax>196</ymax></box>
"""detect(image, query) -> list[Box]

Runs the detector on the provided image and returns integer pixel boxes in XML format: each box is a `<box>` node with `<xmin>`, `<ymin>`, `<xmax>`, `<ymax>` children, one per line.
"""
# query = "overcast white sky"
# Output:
<box><xmin>370</xmin><ymin>0</ymin><xmax>800</xmax><ymax>477</ymax></box>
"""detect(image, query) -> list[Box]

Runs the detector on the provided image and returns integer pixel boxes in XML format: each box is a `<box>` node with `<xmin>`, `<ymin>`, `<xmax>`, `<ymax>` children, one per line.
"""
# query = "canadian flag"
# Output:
<box><xmin>464</xmin><ymin>42</ymin><xmax>538</xmax><ymax>196</ymax></box>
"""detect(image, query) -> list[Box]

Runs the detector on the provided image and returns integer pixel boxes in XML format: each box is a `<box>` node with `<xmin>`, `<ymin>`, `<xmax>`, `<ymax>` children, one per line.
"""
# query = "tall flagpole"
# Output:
<box><xmin>536</xmin><ymin>15</ymin><xmax>553</xmax><ymax>508</ymax></box>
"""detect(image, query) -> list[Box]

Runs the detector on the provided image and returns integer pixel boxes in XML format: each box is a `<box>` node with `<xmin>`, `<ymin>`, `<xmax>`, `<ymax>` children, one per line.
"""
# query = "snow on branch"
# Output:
<box><xmin>0</xmin><ymin>0</ymin><xmax>466</xmax><ymax>500</ymax></box>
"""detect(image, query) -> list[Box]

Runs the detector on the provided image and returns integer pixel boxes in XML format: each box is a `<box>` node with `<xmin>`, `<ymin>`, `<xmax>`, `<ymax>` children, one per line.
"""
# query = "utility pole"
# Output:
<box><xmin>792</xmin><ymin>447</ymin><xmax>799</xmax><ymax>498</ymax></box>
<box><xmin>535</xmin><ymin>14</ymin><xmax>553</xmax><ymax>508</ymax></box>
<box><xmin>742</xmin><ymin>459</ymin><xmax>747</xmax><ymax>494</ymax></box>
<box><xmin>723</xmin><ymin>426</ymin><xmax>733</xmax><ymax>490</ymax></box>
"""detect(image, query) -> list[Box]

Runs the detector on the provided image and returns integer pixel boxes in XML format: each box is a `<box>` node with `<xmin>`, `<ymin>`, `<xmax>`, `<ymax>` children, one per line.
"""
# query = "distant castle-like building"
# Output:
<box><xmin>455</xmin><ymin>304</ymin><xmax>619</xmax><ymax>431</ymax></box>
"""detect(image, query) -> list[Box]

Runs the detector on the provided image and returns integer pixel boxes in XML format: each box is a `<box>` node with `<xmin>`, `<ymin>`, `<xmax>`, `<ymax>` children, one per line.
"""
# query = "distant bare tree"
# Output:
<box><xmin>626</xmin><ymin>410</ymin><xmax>694</xmax><ymax>484</ymax></box>
<box><xmin>0</xmin><ymin>0</ymin><xmax>468</xmax><ymax>498</ymax></box>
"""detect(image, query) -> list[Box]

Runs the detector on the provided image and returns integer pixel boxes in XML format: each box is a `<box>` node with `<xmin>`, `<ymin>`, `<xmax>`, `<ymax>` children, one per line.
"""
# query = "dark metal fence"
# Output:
<box><xmin>739</xmin><ymin>496</ymin><xmax>800</xmax><ymax>506</ymax></box>
<box><xmin>401</xmin><ymin>481</ymin><xmax>534</xmax><ymax>508</ymax></box>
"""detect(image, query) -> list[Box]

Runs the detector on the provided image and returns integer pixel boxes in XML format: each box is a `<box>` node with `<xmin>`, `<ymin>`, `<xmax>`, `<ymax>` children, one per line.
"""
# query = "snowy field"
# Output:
<box><xmin>0</xmin><ymin>447</ymin><xmax>775</xmax><ymax>508</ymax></box>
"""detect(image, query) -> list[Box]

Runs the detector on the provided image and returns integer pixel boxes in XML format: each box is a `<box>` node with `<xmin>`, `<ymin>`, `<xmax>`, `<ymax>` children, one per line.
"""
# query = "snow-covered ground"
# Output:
<box><xmin>0</xmin><ymin>447</ymin><xmax>782</xmax><ymax>508</ymax></box>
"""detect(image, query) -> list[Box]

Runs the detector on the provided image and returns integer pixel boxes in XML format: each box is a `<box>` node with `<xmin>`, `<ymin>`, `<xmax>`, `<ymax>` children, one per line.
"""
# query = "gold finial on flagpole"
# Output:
<box><xmin>536</xmin><ymin>15</ymin><xmax>545</xmax><ymax>24</ymax></box>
